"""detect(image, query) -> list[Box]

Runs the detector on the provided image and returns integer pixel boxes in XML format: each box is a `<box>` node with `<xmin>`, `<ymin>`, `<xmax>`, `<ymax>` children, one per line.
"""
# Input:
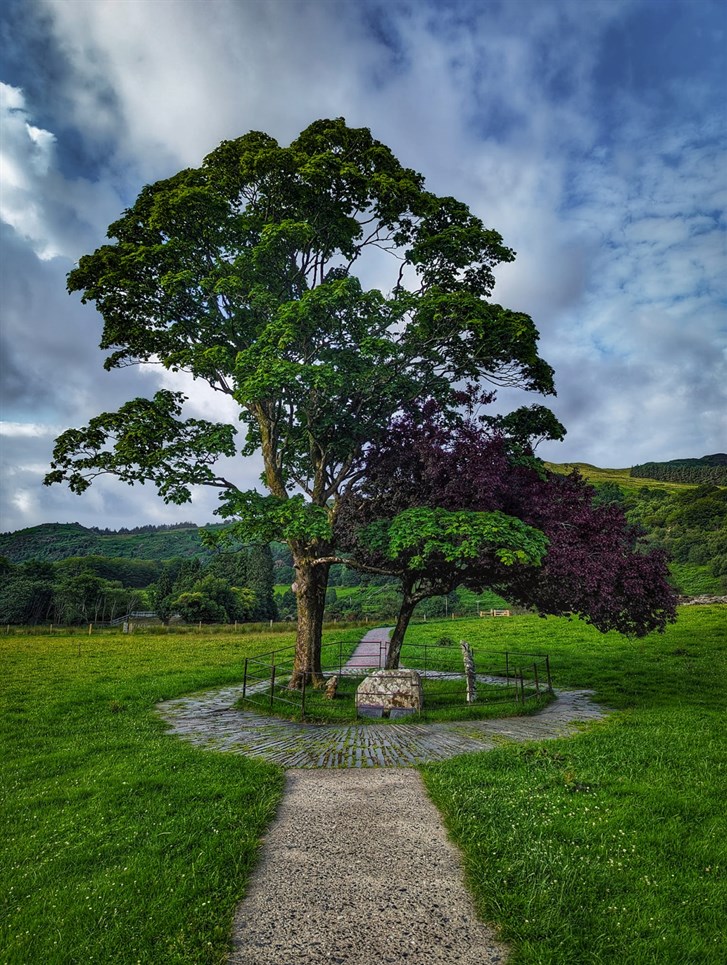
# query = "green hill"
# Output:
<box><xmin>546</xmin><ymin>454</ymin><xmax>727</xmax><ymax>490</ymax></box>
<box><xmin>544</xmin><ymin>463</ymin><xmax>691</xmax><ymax>492</ymax></box>
<box><xmin>0</xmin><ymin>522</ymin><xmax>216</xmax><ymax>564</ymax></box>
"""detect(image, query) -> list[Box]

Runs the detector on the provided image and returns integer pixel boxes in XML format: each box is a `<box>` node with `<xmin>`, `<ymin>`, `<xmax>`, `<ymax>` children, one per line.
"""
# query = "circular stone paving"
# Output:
<box><xmin>156</xmin><ymin>683</ymin><xmax>608</xmax><ymax>768</ymax></box>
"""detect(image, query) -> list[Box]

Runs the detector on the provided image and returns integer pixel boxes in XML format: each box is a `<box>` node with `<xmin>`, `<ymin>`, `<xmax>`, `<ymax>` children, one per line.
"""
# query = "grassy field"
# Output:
<box><xmin>3</xmin><ymin>610</ymin><xmax>725</xmax><ymax>963</ymax></box>
<box><xmin>543</xmin><ymin>462</ymin><xmax>697</xmax><ymax>493</ymax></box>
<box><xmin>419</xmin><ymin>607</ymin><xmax>727</xmax><ymax>964</ymax></box>
<box><xmin>668</xmin><ymin>562</ymin><xmax>725</xmax><ymax>597</ymax></box>
<box><xmin>0</xmin><ymin>628</ymin><xmax>295</xmax><ymax>965</ymax></box>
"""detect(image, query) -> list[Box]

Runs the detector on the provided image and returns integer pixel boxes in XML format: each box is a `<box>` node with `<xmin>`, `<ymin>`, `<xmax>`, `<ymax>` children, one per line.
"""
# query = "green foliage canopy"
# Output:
<box><xmin>363</xmin><ymin>507</ymin><xmax>548</xmax><ymax>572</ymax></box>
<box><xmin>46</xmin><ymin>118</ymin><xmax>556</xmax><ymax>545</ymax></box>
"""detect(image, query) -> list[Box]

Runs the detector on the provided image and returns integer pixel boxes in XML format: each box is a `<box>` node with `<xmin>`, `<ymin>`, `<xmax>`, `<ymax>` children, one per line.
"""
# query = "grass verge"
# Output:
<box><xmin>420</xmin><ymin>607</ymin><xmax>727</xmax><ymax>964</ymax></box>
<box><xmin>0</xmin><ymin>629</ymin><xmax>294</xmax><ymax>964</ymax></box>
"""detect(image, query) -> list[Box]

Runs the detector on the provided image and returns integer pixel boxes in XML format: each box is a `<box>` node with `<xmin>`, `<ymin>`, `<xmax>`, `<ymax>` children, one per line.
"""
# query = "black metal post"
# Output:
<box><xmin>301</xmin><ymin>670</ymin><xmax>306</xmax><ymax>721</ymax></box>
<box><xmin>270</xmin><ymin>663</ymin><xmax>276</xmax><ymax>708</ymax></box>
<box><xmin>534</xmin><ymin>663</ymin><xmax>540</xmax><ymax>693</ymax></box>
<box><xmin>243</xmin><ymin>657</ymin><xmax>248</xmax><ymax>698</ymax></box>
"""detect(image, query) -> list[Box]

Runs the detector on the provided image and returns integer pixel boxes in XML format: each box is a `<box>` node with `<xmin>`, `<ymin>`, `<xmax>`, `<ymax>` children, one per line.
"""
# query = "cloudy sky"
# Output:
<box><xmin>1</xmin><ymin>0</ymin><xmax>725</xmax><ymax>533</ymax></box>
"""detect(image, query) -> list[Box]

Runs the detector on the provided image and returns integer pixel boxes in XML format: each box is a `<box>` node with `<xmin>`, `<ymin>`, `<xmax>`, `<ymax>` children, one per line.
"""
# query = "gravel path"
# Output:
<box><xmin>228</xmin><ymin>769</ymin><xmax>508</xmax><ymax>965</ymax></box>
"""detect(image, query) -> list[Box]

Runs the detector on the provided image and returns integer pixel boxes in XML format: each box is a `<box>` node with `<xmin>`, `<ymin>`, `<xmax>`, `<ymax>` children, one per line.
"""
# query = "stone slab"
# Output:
<box><xmin>356</xmin><ymin>668</ymin><xmax>424</xmax><ymax>713</ymax></box>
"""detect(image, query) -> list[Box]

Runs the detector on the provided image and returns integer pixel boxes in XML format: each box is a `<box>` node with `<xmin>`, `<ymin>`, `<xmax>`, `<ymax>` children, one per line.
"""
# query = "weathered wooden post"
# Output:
<box><xmin>461</xmin><ymin>640</ymin><xmax>477</xmax><ymax>703</ymax></box>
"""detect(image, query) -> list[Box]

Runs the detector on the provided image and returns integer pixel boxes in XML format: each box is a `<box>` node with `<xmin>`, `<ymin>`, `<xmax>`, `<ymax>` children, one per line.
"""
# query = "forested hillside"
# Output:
<box><xmin>631</xmin><ymin>454</ymin><xmax>727</xmax><ymax>486</ymax></box>
<box><xmin>547</xmin><ymin>462</ymin><xmax>726</xmax><ymax>596</ymax></box>
<box><xmin>0</xmin><ymin>522</ymin><xmax>215</xmax><ymax>563</ymax></box>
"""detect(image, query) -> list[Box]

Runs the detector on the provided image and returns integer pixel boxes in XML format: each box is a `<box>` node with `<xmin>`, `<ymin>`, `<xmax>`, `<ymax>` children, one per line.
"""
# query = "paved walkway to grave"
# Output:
<box><xmin>156</xmin><ymin>627</ymin><xmax>608</xmax><ymax>768</ymax></box>
<box><xmin>344</xmin><ymin>625</ymin><xmax>392</xmax><ymax>668</ymax></box>
<box><xmin>156</xmin><ymin>628</ymin><xmax>611</xmax><ymax>964</ymax></box>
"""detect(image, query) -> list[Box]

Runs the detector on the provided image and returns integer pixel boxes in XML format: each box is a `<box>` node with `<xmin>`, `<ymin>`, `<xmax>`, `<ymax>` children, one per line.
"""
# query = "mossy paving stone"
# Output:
<box><xmin>156</xmin><ymin>686</ymin><xmax>607</xmax><ymax>768</ymax></box>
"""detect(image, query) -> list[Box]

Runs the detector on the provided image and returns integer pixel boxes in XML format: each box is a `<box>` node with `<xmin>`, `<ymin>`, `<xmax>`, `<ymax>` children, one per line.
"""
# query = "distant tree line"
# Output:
<box><xmin>0</xmin><ymin>546</ymin><xmax>276</xmax><ymax>626</ymax></box>
<box><xmin>3</xmin><ymin>479</ymin><xmax>723</xmax><ymax>627</ymax></box>
<box><xmin>87</xmin><ymin>521</ymin><xmax>200</xmax><ymax>535</ymax></box>
<box><xmin>0</xmin><ymin>558</ymin><xmax>143</xmax><ymax>626</ymax></box>
<box><xmin>631</xmin><ymin>455</ymin><xmax>727</xmax><ymax>486</ymax></box>
<box><xmin>151</xmin><ymin>546</ymin><xmax>276</xmax><ymax>624</ymax></box>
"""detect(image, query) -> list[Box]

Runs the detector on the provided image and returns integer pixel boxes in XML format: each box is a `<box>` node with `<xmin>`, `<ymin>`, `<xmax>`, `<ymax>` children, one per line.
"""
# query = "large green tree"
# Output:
<box><xmin>46</xmin><ymin>118</ymin><xmax>557</xmax><ymax>686</ymax></box>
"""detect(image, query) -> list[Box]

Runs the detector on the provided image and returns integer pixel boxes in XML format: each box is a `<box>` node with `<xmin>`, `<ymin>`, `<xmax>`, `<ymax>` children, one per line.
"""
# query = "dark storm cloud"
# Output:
<box><xmin>0</xmin><ymin>225</ymin><xmax>153</xmax><ymax>423</ymax></box>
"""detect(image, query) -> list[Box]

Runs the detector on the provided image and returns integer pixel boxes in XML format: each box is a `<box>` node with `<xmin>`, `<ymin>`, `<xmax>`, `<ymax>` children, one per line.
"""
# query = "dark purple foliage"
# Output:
<box><xmin>338</xmin><ymin>408</ymin><xmax>677</xmax><ymax>637</ymax></box>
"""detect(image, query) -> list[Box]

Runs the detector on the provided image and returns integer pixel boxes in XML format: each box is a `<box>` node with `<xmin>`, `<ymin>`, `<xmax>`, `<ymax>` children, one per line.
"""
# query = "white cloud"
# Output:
<box><xmin>38</xmin><ymin>0</ymin><xmax>385</xmax><ymax>178</ymax></box>
<box><xmin>0</xmin><ymin>82</ymin><xmax>123</xmax><ymax>260</ymax></box>
<box><xmin>0</xmin><ymin>422</ymin><xmax>59</xmax><ymax>438</ymax></box>
<box><xmin>0</xmin><ymin>83</ymin><xmax>59</xmax><ymax>258</ymax></box>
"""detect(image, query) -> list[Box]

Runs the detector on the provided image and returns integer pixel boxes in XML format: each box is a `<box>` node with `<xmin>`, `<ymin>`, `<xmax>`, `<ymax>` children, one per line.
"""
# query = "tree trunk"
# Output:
<box><xmin>385</xmin><ymin>593</ymin><xmax>418</xmax><ymax>669</ymax></box>
<box><xmin>289</xmin><ymin>555</ymin><xmax>330</xmax><ymax>689</ymax></box>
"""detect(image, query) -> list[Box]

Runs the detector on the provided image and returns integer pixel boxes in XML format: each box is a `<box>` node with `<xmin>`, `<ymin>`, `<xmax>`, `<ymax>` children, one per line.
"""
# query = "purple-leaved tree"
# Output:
<box><xmin>336</xmin><ymin>403</ymin><xmax>677</xmax><ymax>667</ymax></box>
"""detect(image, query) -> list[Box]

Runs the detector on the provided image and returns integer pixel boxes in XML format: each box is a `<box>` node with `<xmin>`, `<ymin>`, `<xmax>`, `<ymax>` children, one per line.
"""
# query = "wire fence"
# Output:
<box><xmin>241</xmin><ymin>638</ymin><xmax>359</xmax><ymax>717</ymax></box>
<box><xmin>239</xmin><ymin>637</ymin><xmax>552</xmax><ymax>721</ymax></box>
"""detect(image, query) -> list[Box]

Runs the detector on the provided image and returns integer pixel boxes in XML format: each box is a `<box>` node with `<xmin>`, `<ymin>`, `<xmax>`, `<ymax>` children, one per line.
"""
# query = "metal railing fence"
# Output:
<box><xmin>240</xmin><ymin>637</ymin><xmax>552</xmax><ymax>721</ymax></box>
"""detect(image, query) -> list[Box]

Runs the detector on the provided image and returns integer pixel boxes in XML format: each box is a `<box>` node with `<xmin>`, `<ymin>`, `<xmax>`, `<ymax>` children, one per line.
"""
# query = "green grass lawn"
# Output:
<box><xmin>3</xmin><ymin>610</ymin><xmax>725</xmax><ymax>963</ymax></box>
<box><xmin>419</xmin><ymin>607</ymin><xmax>727</xmax><ymax>964</ymax></box>
<box><xmin>0</xmin><ymin>628</ymin><xmax>294</xmax><ymax>965</ymax></box>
